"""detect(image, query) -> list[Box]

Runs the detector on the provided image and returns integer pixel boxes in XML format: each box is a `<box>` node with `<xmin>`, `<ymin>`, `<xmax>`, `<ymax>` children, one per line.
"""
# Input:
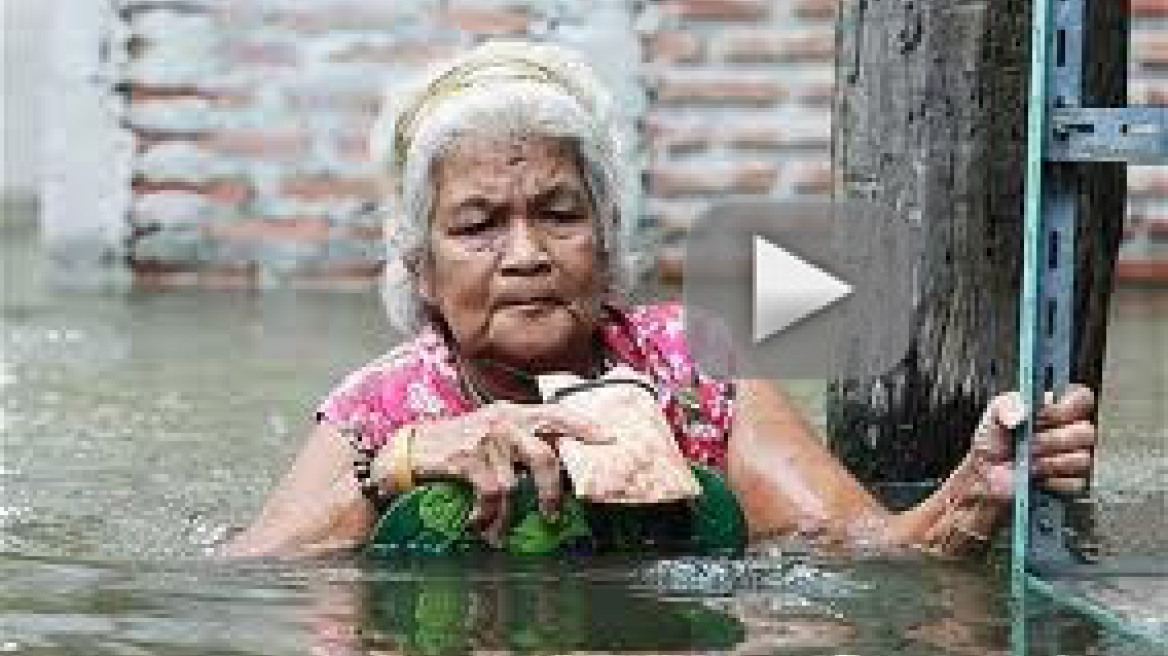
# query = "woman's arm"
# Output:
<box><xmin>221</xmin><ymin>402</ymin><xmax>609</xmax><ymax>558</ymax></box>
<box><xmin>725</xmin><ymin>379</ymin><xmax>891</xmax><ymax>546</ymax></box>
<box><xmin>219</xmin><ymin>422</ymin><xmax>378</xmax><ymax>558</ymax></box>
<box><xmin>726</xmin><ymin>378</ymin><xmax>1094</xmax><ymax>555</ymax></box>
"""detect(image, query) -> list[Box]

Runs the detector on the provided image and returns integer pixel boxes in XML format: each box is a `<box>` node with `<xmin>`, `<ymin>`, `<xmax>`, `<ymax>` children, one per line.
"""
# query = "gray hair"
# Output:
<box><xmin>368</xmin><ymin>41</ymin><xmax>638</xmax><ymax>333</ymax></box>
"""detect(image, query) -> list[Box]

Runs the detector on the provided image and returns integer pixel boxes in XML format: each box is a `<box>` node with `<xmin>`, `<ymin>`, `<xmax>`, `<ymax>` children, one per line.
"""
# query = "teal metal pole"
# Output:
<box><xmin>1015</xmin><ymin>0</ymin><xmax>1055</xmax><ymax>651</ymax></box>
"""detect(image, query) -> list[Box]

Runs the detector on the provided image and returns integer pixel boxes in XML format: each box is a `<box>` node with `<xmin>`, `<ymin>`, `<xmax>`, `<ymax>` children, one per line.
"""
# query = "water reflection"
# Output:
<box><xmin>296</xmin><ymin>554</ymin><xmax>1001</xmax><ymax>656</ymax></box>
<box><xmin>351</xmin><ymin>559</ymin><xmax>746</xmax><ymax>654</ymax></box>
<box><xmin>0</xmin><ymin>549</ymin><xmax>1030</xmax><ymax>656</ymax></box>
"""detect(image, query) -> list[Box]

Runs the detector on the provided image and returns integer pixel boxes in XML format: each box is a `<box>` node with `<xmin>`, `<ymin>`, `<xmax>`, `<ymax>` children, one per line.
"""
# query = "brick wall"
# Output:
<box><xmin>1125</xmin><ymin>0</ymin><xmax>1168</xmax><ymax>282</ymax></box>
<box><xmin>40</xmin><ymin>0</ymin><xmax>1167</xmax><ymax>289</ymax></box>
<box><xmin>57</xmin><ymin>0</ymin><xmax>643</xmax><ymax>290</ymax></box>
<box><xmin>640</xmin><ymin>0</ymin><xmax>837</xmax><ymax>280</ymax></box>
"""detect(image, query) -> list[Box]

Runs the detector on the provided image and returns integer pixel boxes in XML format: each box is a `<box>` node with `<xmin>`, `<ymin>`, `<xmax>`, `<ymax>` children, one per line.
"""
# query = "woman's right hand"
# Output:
<box><xmin>406</xmin><ymin>402</ymin><xmax>611</xmax><ymax>541</ymax></box>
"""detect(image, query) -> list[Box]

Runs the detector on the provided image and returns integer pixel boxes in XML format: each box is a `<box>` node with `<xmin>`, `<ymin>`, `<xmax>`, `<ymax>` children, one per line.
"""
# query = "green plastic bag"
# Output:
<box><xmin>364</xmin><ymin>464</ymin><xmax>747</xmax><ymax>557</ymax></box>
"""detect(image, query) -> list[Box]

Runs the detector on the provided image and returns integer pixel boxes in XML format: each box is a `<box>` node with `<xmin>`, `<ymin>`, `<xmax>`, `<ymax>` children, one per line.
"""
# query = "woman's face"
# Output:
<box><xmin>420</xmin><ymin>136</ymin><xmax>605</xmax><ymax>370</ymax></box>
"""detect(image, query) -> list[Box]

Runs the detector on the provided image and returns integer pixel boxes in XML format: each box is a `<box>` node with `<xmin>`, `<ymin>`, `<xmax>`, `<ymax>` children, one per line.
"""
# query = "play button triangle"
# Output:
<box><xmin>752</xmin><ymin>236</ymin><xmax>853</xmax><ymax>342</ymax></box>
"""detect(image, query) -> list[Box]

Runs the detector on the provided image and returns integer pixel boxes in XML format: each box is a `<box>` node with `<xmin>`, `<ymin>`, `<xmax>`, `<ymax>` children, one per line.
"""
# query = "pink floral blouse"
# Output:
<box><xmin>315</xmin><ymin>302</ymin><xmax>735</xmax><ymax>468</ymax></box>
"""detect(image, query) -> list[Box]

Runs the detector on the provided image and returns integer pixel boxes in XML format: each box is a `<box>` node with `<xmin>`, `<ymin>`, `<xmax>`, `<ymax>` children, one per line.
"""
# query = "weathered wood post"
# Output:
<box><xmin>827</xmin><ymin>0</ymin><xmax>1127</xmax><ymax>498</ymax></box>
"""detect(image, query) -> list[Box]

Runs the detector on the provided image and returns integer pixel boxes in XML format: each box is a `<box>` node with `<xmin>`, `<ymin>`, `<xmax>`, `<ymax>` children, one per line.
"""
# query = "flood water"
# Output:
<box><xmin>2</xmin><ymin>207</ymin><xmax>1165</xmax><ymax>655</ymax></box>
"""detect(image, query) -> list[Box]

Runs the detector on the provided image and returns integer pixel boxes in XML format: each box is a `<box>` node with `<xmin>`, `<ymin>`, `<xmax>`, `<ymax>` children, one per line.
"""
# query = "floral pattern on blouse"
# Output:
<box><xmin>314</xmin><ymin>302</ymin><xmax>735</xmax><ymax>468</ymax></box>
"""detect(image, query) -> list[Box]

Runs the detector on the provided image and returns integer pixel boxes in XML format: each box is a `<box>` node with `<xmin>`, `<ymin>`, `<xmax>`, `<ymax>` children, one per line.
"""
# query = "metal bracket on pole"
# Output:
<box><xmin>1043</xmin><ymin>0</ymin><xmax>1167</xmax><ymax>166</ymax></box>
<box><xmin>1048</xmin><ymin>107</ymin><xmax>1168</xmax><ymax>164</ymax></box>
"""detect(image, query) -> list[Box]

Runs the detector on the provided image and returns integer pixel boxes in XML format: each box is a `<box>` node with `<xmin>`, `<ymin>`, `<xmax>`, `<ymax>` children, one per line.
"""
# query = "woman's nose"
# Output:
<box><xmin>498</xmin><ymin>221</ymin><xmax>551</xmax><ymax>274</ymax></box>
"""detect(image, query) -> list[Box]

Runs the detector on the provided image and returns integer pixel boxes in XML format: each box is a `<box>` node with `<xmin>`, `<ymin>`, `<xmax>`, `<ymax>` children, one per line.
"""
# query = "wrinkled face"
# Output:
<box><xmin>420</xmin><ymin>136</ymin><xmax>605</xmax><ymax>370</ymax></box>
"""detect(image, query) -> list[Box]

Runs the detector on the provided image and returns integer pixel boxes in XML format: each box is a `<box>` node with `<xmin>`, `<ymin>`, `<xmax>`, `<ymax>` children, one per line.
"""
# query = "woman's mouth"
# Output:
<box><xmin>496</xmin><ymin>294</ymin><xmax>563</xmax><ymax>309</ymax></box>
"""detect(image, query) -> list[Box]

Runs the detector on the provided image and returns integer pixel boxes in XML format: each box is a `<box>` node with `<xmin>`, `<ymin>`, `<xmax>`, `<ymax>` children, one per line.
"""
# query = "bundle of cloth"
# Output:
<box><xmin>365</xmin><ymin>367</ymin><xmax>745</xmax><ymax>557</ymax></box>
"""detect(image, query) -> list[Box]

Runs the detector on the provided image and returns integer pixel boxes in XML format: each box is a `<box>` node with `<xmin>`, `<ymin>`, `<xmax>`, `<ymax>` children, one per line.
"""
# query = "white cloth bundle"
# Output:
<box><xmin>537</xmin><ymin>365</ymin><xmax>701</xmax><ymax>504</ymax></box>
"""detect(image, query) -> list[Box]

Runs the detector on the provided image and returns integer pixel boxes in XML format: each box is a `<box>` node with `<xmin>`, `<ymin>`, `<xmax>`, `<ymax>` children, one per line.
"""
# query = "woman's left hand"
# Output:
<box><xmin>970</xmin><ymin>384</ymin><xmax>1097</xmax><ymax>501</ymax></box>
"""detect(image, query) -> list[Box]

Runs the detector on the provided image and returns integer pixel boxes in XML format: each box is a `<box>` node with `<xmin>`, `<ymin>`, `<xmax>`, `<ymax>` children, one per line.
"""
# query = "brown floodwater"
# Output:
<box><xmin>2</xmin><ymin>206</ymin><xmax>1164</xmax><ymax>655</ymax></box>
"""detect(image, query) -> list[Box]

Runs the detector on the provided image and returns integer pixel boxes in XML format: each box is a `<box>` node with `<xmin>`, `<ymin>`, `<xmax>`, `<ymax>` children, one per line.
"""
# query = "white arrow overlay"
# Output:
<box><xmin>753</xmin><ymin>236</ymin><xmax>853</xmax><ymax>342</ymax></box>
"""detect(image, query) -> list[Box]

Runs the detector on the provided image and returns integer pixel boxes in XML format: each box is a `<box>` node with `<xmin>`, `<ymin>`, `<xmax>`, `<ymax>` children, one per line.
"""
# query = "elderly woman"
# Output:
<box><xmin>223</xmin><ymin>41</ymin><xmax>1096</xmax><ymax>559</ymax></box>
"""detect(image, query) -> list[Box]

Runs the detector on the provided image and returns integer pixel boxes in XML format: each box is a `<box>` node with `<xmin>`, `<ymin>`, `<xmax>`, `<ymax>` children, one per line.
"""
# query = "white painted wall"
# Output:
<box><xmin>12</xmin><ymin>0</ymin><xmax>133</xmax><ymax>287</ymax></box>
<box><xmin>2</xmin><ymin>0</ymin><xmax>56</xmax><ymax>197</ymax></box>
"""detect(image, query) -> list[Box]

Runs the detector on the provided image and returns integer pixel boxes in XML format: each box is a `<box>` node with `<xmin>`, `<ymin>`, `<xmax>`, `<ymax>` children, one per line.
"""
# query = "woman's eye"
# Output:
<box><xmin>454</xmin><ymin>220</ymin><xmax>488</xmax><ymax>235</ymax></box>
<box><xmin>543</xmin><ymin>208</ymin><xmax>583</xmax><ymax>224</ymax></box>
<box><xmin>450</xmin><ymin>210</ymin><xmax>494</xmax><ymax>235</ymax></box>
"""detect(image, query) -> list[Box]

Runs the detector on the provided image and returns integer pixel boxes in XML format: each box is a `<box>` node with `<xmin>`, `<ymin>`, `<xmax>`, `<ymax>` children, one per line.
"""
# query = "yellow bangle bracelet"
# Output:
<box><xmin>391</xmin><ymin>424</ymin><xmax>416</xmax><ymax>493</ymax></box>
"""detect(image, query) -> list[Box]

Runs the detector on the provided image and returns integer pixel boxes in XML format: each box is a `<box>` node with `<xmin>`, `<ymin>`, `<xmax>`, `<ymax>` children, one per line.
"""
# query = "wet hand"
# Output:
<box><xmin>410</xmin><ymin>402</ymin><xmax>610</xmax><ymax>541</ymax></box>
<box><xmin>970</xmin><ymin>384</ymin><xmax>1097</xmax><ymax>501</ymax></box>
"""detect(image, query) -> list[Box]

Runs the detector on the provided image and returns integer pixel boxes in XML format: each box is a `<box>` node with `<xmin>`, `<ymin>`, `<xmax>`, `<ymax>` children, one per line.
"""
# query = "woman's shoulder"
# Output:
<box><xmin>628</xmin><ymin>301</ymin><xmax>730</xmax><ymax>361</ymax></box>
<box><xmin>619</xmin><ymin>301</ymin><xmax>685</xmax><ymax>345</ymax></box>
<box><xmin>607</xmin><ymin>301</ymin><xmax>691</xmax><ymax>378</ymax></box>
<box><xmin>624</xmin><ymin>300</ymin><xmax>684</xmax><ymax>326</ymax></box>
<box><xmin>314</xmin><ymin>327</ymin><xmax>462</xmax><ymax>442</ymax></box>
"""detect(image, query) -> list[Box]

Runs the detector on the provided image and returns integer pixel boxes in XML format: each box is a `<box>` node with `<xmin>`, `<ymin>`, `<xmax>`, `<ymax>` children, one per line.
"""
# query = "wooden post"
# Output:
<box><xmin>827</xmin><ymin>0</ymin><xmax>1126</xmax><ymax>496</ymax></box>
